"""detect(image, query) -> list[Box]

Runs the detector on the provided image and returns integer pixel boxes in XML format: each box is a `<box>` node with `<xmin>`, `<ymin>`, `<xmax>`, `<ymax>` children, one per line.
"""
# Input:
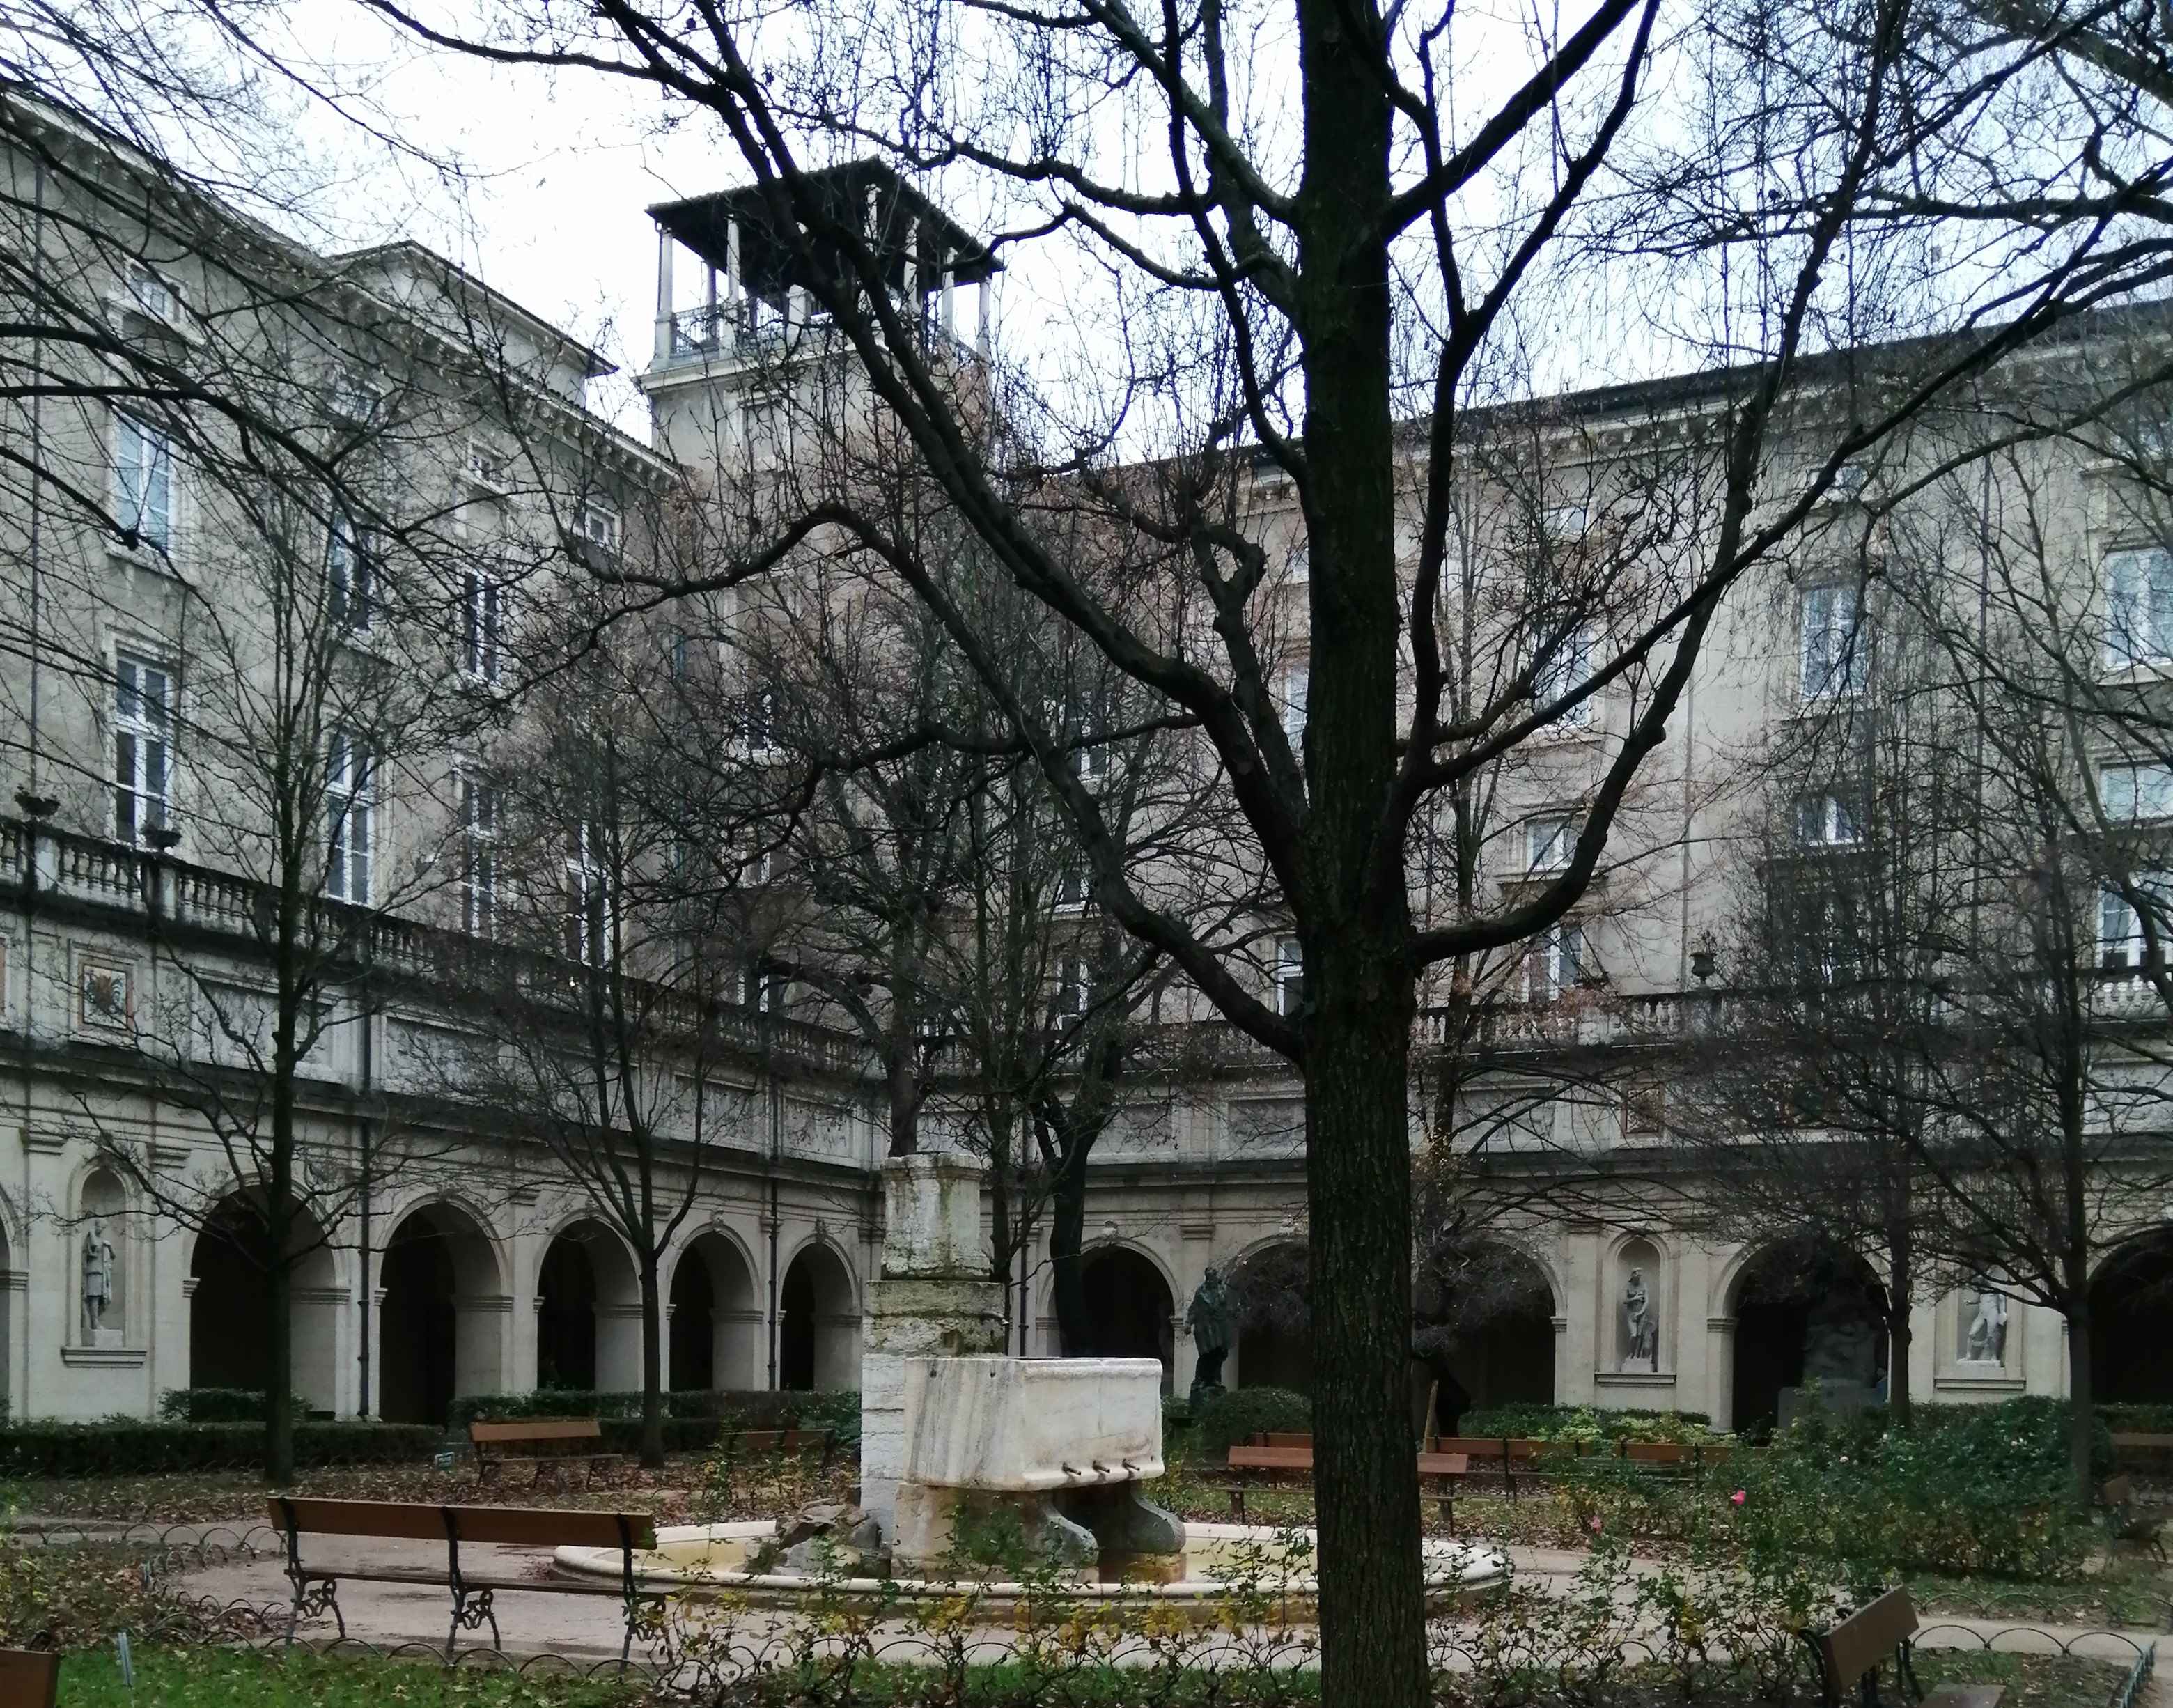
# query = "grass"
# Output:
<box><xmin>1908</xmin><ymin>1555</ymin><xmax>2173</xmax><ymax>1627</ymax></box>
<box><xmin>59</xmin><ymin>1647</ymin><xmax>642</xmax><ymax>1705</ymax></box>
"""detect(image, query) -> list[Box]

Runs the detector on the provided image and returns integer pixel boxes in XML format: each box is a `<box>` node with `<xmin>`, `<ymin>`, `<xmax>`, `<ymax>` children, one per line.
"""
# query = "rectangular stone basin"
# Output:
<box><xmin>901</xmin><ymin>1356</ymin><xmax>1164</xmax><ymax>1491</ymax></box>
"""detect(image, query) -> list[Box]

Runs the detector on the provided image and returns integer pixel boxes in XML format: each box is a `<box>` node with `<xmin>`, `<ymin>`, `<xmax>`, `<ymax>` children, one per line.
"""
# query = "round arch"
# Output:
<box><xmin>1727</xmin><ymin>1236</ymin><xmax>1887</xmax><ymax>1438</ymax></box>
<box><xmin>1077</xmin><ymin>1243</ymin><xmax>1177</xmax><ymax>1390</ymax></box>
<box><xmin>1416</xmin><ymin>1241</ymin><xmax>1557</xmax><ymax>1430</ymax></box>
<box><xmin>376</xmin><ymin>1199</ymin><xmax>506</xmax><ymax>1424</ymax></box>
<box><xmin>779</xmin><ymin>1236</ymin><xmax>859</xmax><ymax>1392</ymax></box>
<box><xmin>1226</xmin><ymin>1238</ymin><xmax>1311</xmax><ymax>1393</ymax></box>
<box><xmin>669</xmin><ymin>1226</ymin><xmax>762</xmax><ymax>1392</ymax></box>
<box><xmin>188</xmin><ymin>1191</ymin><xmax>344</xmax><ymax>1412</ymax></box>
<box><xmin>2091</xmin><ymin>1229</ymin><xmax>2173</xmax><ymax>1403</ymax></box>
<box><xmin>534</xmin><ymin>1218</ymin><xmax>641</xmax><ymax>1395</ymax></box>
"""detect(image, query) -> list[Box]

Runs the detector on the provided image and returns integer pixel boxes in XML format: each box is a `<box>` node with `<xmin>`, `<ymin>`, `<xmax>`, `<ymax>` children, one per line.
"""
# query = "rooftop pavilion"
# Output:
<box><xmin>648</xmin><ymin>160</ymin><xmax>1000</xmax><ymax>371</ymax></box>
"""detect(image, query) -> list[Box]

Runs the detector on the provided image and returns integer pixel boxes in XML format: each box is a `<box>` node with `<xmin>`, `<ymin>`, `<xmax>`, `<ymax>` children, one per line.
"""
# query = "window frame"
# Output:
<box><xmin>325</xmin><ymin>731</ymin><xmax>374</xmax><ymax>904</ymax></box>
<box><xmin>1798</xmin><ymin>582</ymin><xmax>1864</xmax><ymax>702</ymax></box>
<box><xmin>1273</xmin><ymin>934</ymin><xmax>1304</xmax><ymax>1018</ymax></box>
<box><xmin>2102</xmin><ymin>760</ymin><xmax>2173</xmax><ymax>824</ymax></box>
<box><xmin>328</xmin><ymin>511</ymin><xmax>374</xmax><ymax>635</ymax></box>
<box><xmin>2105</xmin><ymin>546</ymin><xmax>2173</xmax><ymax>673</ymax></box>
<box><xmin>112</xmin><ymin>649</ymin><xmax>174</xmax><ymax>845</ymax></box>
<box><xmin>565</xmin><ymin>820</ymin><xmax>612</xmax><ymax>965</ymax></box>
<box><xmin>113</xmin><ymin>412</ymin><xmax>175</xmax><ymax>555</ymax></box>
<box><xmin>1527</xmin><ymin>814</ymin><xmax>1576</xmax><ymax>872</ymax></box>
<box><xmin>460</xmin><ymin>773</ymin><xmax>499</xmax><ymax>938</ymax></box>
<box><xmin>462</xmin><ymin>570</ymin><xmax>506</xmax><ymax>685</ymax></box>
<box><xmin>1793</xmin><ymin>791</ymin><xmax>1862</xmax><ymax>848</ymax></box>
<box><xmin>1534</xmin><ymin>622</ymin><xmax>1596</xmax><ymax>727</ymax></box>
<box><xmin>1527</xmin><ymin>921</ymin><xmax>1585</xmax><ymax>1003</ymax></box>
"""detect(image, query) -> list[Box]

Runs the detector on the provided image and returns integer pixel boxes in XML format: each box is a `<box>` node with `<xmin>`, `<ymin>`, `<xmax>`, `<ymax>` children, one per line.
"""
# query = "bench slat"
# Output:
<box><xmin>267</xmin><ymin>1498</ymin><xmax>656</xmax><ymax>1552</ymax></box>
<box><xmin>0</xmin><ymin>1650</ymin><xmax>59</xmax><ymax>1708</ymax></box>
<box><xmin>1821</xmin><ymin>1587</ymin><xmax>1919</xmax><ymax>1689</ymax></box>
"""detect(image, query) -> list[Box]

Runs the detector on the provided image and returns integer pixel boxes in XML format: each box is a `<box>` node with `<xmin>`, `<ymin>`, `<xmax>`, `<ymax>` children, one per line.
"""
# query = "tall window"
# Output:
<box><xmin>1056</xmin><ymin>954</ymin><xmax>1091</xmax><ymax>1020</ymax></box>
<box><xmin>112</xmin><ymin>651</ymin><xmax>172</xmax><ymax>844</ymax></box>
<box><xmin>2106</xmin><ymin>548</ymin><xmax>2173</xmax><ymax>671</ymax></box>
<box><xmin>2101</xmin><ymin>873</ymin><xmax>2173</xmax><ymax>970</ymax></box>
<box><xmin>1054</xmin><ymin>857</ymin><xmax>1090</xmax><ymax>913</ymax></box>
<box><xmin>1794</xmin><ymin>792</ymin><xmax>1861</xmax><ymax>847</ymax></box>
<box><xmin>1800</xmin><ymin>584</ymin><xmax>1863</xmax><ymax>700</ymax></box>
<box><xmin>2103</xmin><ymin>761</ymin><xmax>2173</xmax><ymax>823</ymax></box>
<box><xmin>1528</xmin><ymin>922</ymin><xmax>1584</xmax><ymax>1002</ymax></box>
<box><xmin>1527</xmin><ymin>814</ymin><xmax>1575</xmax><ymax>871</ymax></box>
<box><xmin>742</xmin><ymin>961</ymin><xmax>786</xmax><ymax>1013</ymax></box>
<box><xmin>1274</xmin><ymin>935</ymin><xmax>1304</xmax><ymax>1017</ymax></box>
<box><xmin>1279</xmin><ymin>664</ymin><xmax>1309</xmax><ymax>747</ymax></box>
<box><xmin>1535</xmin><ymin>623</ymin><xmax>1595</xmax><ymax>724</ymax></box>
<box><xmin>566</xmin><ymin>821</ymin><xmax>609</xmax><ymax>964</ymax></box>
<box><xmin>325</xmin><ymin>732</ymin><xmax>373</xmax><ymax>902</ymax></box>
<box><xmin>328</xmin><ymin>513</ymin><xmax>373</xmax><ymax>632</ymax></box>
<box><xmin>114</xmin><ymin>414</ymin><xmax>173</xmax><ymax>552</ymax></box>
<box><xmin>462</xmin><ymin>572</ymin><xmax>504</xmax><ymax>683</ymax></box>
<box><xmin>460</xmin><ymin>775</ymin><xmax>498</xmax><ymax>938</ymax></box>
<box><xmin>572</xmin><ymin>497</ymin><xmax>620</xmax><ymax>563</ymax></box>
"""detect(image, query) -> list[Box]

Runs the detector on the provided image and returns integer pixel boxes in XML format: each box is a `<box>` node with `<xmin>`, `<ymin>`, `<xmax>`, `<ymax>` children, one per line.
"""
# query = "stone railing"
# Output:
<box><xmin>0</xmin><ymin>814</ymin><xmax>869</xmax><ymax>1081</ymax></box>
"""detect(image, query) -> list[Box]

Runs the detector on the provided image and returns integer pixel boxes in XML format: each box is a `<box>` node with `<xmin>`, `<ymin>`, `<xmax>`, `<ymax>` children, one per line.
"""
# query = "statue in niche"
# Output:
<box><xmin>1620</xmin><ymin>1266</ymin><xmax>1659</xmax><ymax>1371</ymax></box>
<box><xmin>1964</xmin><ymin>1284</ymin><xmax>2009</xmax><ymax>1364</ymax></box>
<box><xmin>1186</xmin><ymin>1268</ymin><xmax>1233</xmax><ymax>1407</ymax></box>
<box><xmin>81</xmin><ymin>1218</ymin><xmax>117</xmax><ymax>1338</ymax></box>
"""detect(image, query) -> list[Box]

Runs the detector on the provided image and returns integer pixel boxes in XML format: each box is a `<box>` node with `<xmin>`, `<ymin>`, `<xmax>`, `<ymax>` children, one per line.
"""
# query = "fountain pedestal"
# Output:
<box><xmin>892</xmin><ymin>1354</ymin><xmax>1183</xmax><ymax>1583</ymax></box>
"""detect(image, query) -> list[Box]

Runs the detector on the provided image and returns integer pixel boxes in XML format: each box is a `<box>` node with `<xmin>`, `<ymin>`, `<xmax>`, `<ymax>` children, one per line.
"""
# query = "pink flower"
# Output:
<box><xmin>1588</xmin><ymin>1516</ymin><xmax>1604</xmax><ymax>1533</ymax></box>
<box><xmin>1730</xmin><ymin>1490</ymin><xmax>1747</xmax><ymax>1507</ymax></box>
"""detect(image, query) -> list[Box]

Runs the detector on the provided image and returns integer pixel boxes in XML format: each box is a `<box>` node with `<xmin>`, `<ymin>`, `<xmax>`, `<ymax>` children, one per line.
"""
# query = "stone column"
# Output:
<box><xmin>860</xmin><ymin>1156</ymin><xmax>1004</xmax><ymax>1537</ymax></box>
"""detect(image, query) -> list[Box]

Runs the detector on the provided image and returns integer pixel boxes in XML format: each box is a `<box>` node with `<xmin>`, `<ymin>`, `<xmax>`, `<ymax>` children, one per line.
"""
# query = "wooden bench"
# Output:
<box><xmin>1433</xmin><ymin>1436</ymin><xmax>1543</xmax><ymax>1499</ymax></box>
<box><xmin>469</xmin><ymin>1418</ymin><xmax>625</xmax><ymax>1488</ymax></box>
<box><xmin>2110</xmin><ymin>1431</ymin><xmax>2173</xmax><ymax>1469</ymax></box>
<box><xmin>706</xmin><ymin>1427</ymin><xmax>836</xmax><ymax>1500</ymax></box>
<box><xmin>1806</xmin><ymin>1587</ymin><xmax>2005</xmax><ymax>1708</ymax></box>
<box><xmin>0</xmin><ymin>1648</ymin><xmax>59</xmax><ymax>1708</ymax></box>
<box><xmin>267</xmin><ymin>1496</ymin><xmax>660</xmax><ymax>1663</ymax></box>
<box><xmin>2101</xmin><ymin>1476</ymin><xmax>2167</xmax><ymax>1561</ymax></box>
<box><xmin>1222</xmin><ymin>1442</ymin><xmax>1468</xmax><ymax>1524</ymax></box>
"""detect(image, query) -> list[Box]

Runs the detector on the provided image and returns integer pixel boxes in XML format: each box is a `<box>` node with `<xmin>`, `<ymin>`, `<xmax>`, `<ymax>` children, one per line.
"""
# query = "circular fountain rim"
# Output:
<box><xmin>554</xmin><ymin>1519</ymin><xmax>1509</xmax><ymax>1603</ymax></box>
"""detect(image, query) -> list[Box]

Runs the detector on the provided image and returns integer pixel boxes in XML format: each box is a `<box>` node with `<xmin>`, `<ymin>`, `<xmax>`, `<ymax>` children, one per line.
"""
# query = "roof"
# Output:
<box><xmin>332</xmin><ymin>240</ymin><xmax>617</xmax><ymax>379</ymax></box>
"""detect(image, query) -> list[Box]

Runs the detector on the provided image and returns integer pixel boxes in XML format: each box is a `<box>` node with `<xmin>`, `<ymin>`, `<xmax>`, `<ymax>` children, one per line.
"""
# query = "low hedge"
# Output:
<box><xmin>0</xmin><ymin>1420</ymin><xmax>441</xmax><ymax>1477</ymax></box>
<box><xmin>455</xmin><ymin>1389</ymin><xmax>861</xmax><ymax>1443</ymax></box>
<box><xmin>2100</xmin><ymin>1402</ymin><xmax>2173</xmax><ymax>1432</ymax></box>
<box><xmin>1192</xmin><ymin>1387</ymin><xmax>1310</xmax><ymax>1458</ymax></box>
<box><xmin>156</xmin><ymin>1388</ymin><xmax>308</xmax><ymax>1423</ymax></box>
<box><xmin>1458</xmin><ymin>1402</ymin><xmax>1717</xmax><ymax>1442</ymax></box>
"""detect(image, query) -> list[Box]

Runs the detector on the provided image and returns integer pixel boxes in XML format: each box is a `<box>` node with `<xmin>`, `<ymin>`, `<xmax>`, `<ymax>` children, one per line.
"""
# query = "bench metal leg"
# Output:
<box><xmin>285</xmin><ymin>1574</ymin><xmax>344</xmax><ymax>1648</ymax></box>
<box><xmin>445</xmin><ymin>1586</ymin><xmax>499</xmax><ymax>1661</ymax></box>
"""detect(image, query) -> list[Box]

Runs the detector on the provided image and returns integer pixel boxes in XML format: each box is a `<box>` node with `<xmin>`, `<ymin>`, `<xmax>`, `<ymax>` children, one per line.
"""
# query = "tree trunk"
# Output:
<box><xmin>2066</xmin><ymin>1295</ymin><xmax>2095</xmax><ymax>1507</ymax></box>
<box><xmin>639</xmin><ymin>1261</ymin><xmax>666</xmax><ymax>1469</ymax></box>
<box><xmin>1304</xmin><ymin>998</ymin><xmax>1425</xmax><ymax>1708</ymax></box>
<box><xmin>265</xmin><ymin>1252</ymin><xmax>295</xmax><ymax>1484</ymax></box>
<box><xmin>1050</xmin><ymin>1148</ymin><xmax>1090</xmax><ymax>1355</ymax></box>
<box><xmin>1887</xmin><ymin>1223</ymin><xmax>1913</xmax><ymax>1428</ymax></box>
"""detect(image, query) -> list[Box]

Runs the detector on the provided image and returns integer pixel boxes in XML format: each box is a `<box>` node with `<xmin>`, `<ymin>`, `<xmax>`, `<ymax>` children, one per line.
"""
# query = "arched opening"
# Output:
<box><xmin>377</xmin><ymin>1203</ymin><xmax>503</xmax><ymax>1424</ymax></box>
<box><xmin>2092</xmin><ymin>1232</ymin><xmax>2173</xmax><ymax>1403</ymax></box>
<box><xmin>1229</xmin><ymin>1242</ymin><xmax>1312</xmax><ymax>1392</ymax></box>
<box><xmin>189</xmin><ymin>1193</ymin><xmax>341</xmax><ymax>1412</ymax></box>
<box><xmin>1415</xmin><ymin>1244</ymin><xmax>1555</xmax><ymax>1431</ymax></box>
<box><xmin>1730</xmin><ymin>1236</ymin><xmax>1887</xmax><ymax>1438</ymax></box>
<box><xmin>538</xmin><ymin>1222</ymin><xmax>642</xmax><ymax>1395</ymax></box>
<box><xmin>779</xmin><ymin>1243</ymin><xmax>858</xmax><ymax>1391</ymax></box>
<box><xmin>672</xmin><ymin>1232</ymin><xmax>760</xmax><ymax>1392</ymax></box>
<box><xmin>1077</xmin><ymin>1248</ymin><xmax>1175</xmax><ymax>1390</ymax></box>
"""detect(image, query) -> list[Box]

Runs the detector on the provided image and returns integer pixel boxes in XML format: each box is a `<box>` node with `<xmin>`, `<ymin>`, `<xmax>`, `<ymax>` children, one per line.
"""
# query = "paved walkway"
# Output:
<box><xmin>162</xmin><ymin>1530</ymin><xmax>2173</xmax><ymax>1670</ymax></box>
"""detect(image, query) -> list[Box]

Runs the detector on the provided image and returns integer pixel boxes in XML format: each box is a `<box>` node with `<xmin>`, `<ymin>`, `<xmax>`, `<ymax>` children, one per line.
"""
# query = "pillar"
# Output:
<box><xmin>859</xmin><ymin>1156</ymin><xmax>1004</xmax><ymax>1536</ymax></box>
<box><xmin>654</xmin><ymin>225</ymin><xmax>675</xmax><ymax>362</ymax></box>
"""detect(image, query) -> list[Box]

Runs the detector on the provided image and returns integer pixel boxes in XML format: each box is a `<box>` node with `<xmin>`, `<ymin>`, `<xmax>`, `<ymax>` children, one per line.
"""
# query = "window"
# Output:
<box><xmin>114</xmin><ymin>414</ymin><xmax>173</xmax><ymax>552</ymax></box>
<box><xmin>460</xmin><ymin>775</ymin><xmax>498</xmax><ymax>938</ymax></box>
<box><xmin>1794</xmin><ymin>792</ymin><xmax>1861</xmax><ymax>847</ymax></box>
<box><xmin>1799</xmin><ymin>583</ymin><xmax>1863</xmax><ymax>701</ymax></box>
<box><xmin>742</xmin><ymin>961</ymin><xmax>787</xmax><ymax>1013</ymax></box>
<box><xmin>1056</xmin><ymin>954</ymin><xmax>1091</xmax><ymax>1020</ymax></box>
<box><xmin>1274</xmin><ymin>935</ymin><xmax>1304</xmax><ymax>1018</ymax></box>
<box><xmin>330</xmin><ymin>368</ymin><xmax>381</xmax><ymax>426</ymax></box>
<box><xmin>112</xmin><ymin>651</ymin><xmax>172</xmax><ymax>844</ymax></box>
<box><xmin>1054</xmin><ymin>857</ymin><xmax>1090</xmax><ymax>913</ymax></box>
<box><xmin>328</xmin><ymin>513</ymin><xmax>373</xmax><ymax>632</ymax></box>
<box><xmin>2103</xmin><ymin>762</ymin><xmax>2173</xmax><ymax>823</ymax></box>
<box><xmin>2107</xmin><ymin>548</ymin><xmax>2173</xmax><ymax>671</ymax></box>
<box><xmin>2101</xmin><ymin>872</ymin><xmax>2173</xmax><ymax>970</ymax></box>
<box><xmin>467</xmin><ymin>440</ymin><xmax>510</xmax><ymax>492</ymax></box>
<box><xmin>325</xmin><ymin>732</ymin><xmax>373</xmax><ymax>903</ymax></box>
<box><xmin>1527</xmin><ymin>922</ymin><xmax>1584</xmax><ymax>1003</ymax></box>
<box><xmin>566</xmin><ymin>821</ymin><xmax>609</xmax><ymax>964</ymax></box>
<box><xmin>1286</xmin><ymin>538</ymin><xmax>1309</xmax><ymax>584</ymax></box>
<box><xmin>462</xmin><ymin>572</ymin><xmax>504</xmax><ymax>684</ymax></box>
<box><xmin>1541</xmin><ymin>504</ymin><xmax>1589</xmax><ymax>539</ymax></box>
<box><xmin>572</xmin><ymin>497</ymin><xmax>620</xmax><ymax>563</ymax></box>
<box><xmin>125</xmin><ymin>265</ymin><xmax>173</xmax><ymax>320</ymax></box>
<box><xmin>742</xmin><ymin>686</ymin><xmax>779</xmax><ymax>760</ymax></box>
<box><xmin>1535</xmin><ymin>623</ymin><xmax>1596</xmax><ymax>725</ymax></box>
<box><xmin>1527</xmin><ymin>814</ymin><xmax>1575</xmax><ymax>871</ymax></box>
<box><xmin>1279</xmin><ymin>665</ymin><xmax>1309</xmax><ymax>747</ymax></box>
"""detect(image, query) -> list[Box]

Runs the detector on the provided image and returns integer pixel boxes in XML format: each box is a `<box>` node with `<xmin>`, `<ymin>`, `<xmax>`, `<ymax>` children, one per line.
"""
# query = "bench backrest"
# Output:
<box><xmin>0</xmin><ymin>1649</ymin><xmax>59</xmax><ymax>1708</ymax></box>
<box><xmin>2110</xmin><ymin>1432</ymin><xmax>2173</xmax><ymax>1447</ymax></box>
<box><xmin>1416</xmin><ymin>1452</ymin><xmax>1470</xmax><ymax>1475</ymax></box>
<box><xmin>2103</xmin><ymin>1475</ymin><xmax>2135</xmax><ymax>1506</ymax></box>
<box><xmin>1433</xmin><ymin>1436</ymin><xmax>1511</xmax><ymax>1458</ymax></box>
<box><xmin>782</xmin><ymin>1429</ymin><xmax>829</xmax><ymax>1452</ymax></box>
<box><xmin>470</xmin><ymin>1418</ymin><xmax>603</xmax><ymax>1445</ymax></box>
<box><xmin>1626</xmin><ymin>1442</ymin><xmax>1692</xmax><ymax>1464</ymax></box>
<box><xmin>1229</xmin><ymin>1445</ymin><xmax>1314</xmax><ymax>1470</ymax></box>
<box><xmin>267</xmin><ymin>1497</ymin><xmax>655</xmax><ymax>1551</ymax></box>
<box><xmin>1264</xmin><ymin>1431</ymin><xmax>1314</xmax><ymax>1449</ymax></box>
<box><xmin>733</xmin><ymin>1429</ymin><xmax>784</xmax><ymax>1452</ymax></box>
<box><xmin>1820</xmin><ymin>1587</ymin><xmax>1919</xmax><ymax>1692</ymax></box>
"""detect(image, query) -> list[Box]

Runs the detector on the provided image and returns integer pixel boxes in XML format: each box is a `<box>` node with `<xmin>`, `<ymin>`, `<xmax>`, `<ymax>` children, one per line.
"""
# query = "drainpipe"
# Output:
<box><xmin>766</xmin><ymin>1070</ymin><xmax>781</xmax><ymax>1389</ymax></box>
<box><xmin>357</xmin><ymin>1002</ymin><xmax>374</xmax><ymax>1417</ymax></box>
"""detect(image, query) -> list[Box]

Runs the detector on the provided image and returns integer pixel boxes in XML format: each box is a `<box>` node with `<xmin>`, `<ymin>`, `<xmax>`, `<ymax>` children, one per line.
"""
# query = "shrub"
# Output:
<box><xmin>1459</xmin><ymin>1402</ymin><xmax>1716</xmax><ymax>1442</ymax></box>
<box><xmin>156</xmin><ymin>1388</ymin><xmax>306</xmax><ymax>1423</ymax></box>
<box><xmin>1191</xmin><ymin>1387</ymin><xmax>1309</xmax><ymax>1458</ymax></box>
<box><xmin>2100</xmin><ymin>1402</ymin><xmax>2173</xmax><ymax>1433</ymax></box>
<box><xmin>0</xmin><ymin>1420</ymin><xmax>441</xmax><ymax>1477</ymax></box>
<box><xmin>453</xmin><ymin>1388</ymin><xmax>861</xmax><ymax>1445</ymax></box>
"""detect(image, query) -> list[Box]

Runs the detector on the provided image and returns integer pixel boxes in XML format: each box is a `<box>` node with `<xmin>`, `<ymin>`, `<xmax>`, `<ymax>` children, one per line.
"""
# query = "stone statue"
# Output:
<box><xmin>1965</xmin><ymin>1284</ymin><xmax>2009</xmax><ymax>1364</ymax></box>
<box><xmin>1185</xmin><ymin>1268</ymin><xmax>1233</xmax><ymax>1407</ymax></box>
<box><xmin>81</xmin><ymin>1218</ymin><xmax>116</xmax><ymax>1337</ymax></box>
<box><xmin>1620</xmin><ymin>1267</ymin><xmax>1658</xmax><ymax>1370</ymax></box>
<box><xmin>1802</xmin><ymin>1295</ymin><xmax>1880</xmax><ymax>1389</ymax></box>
